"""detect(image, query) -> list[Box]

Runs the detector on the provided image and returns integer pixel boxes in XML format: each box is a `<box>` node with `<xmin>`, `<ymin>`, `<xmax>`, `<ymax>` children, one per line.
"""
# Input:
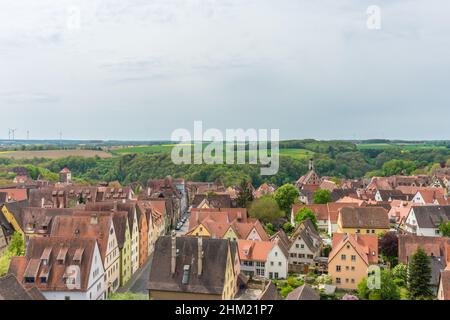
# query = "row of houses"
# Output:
<box><xmin>1</xmin><ymin>196</ymin><xmax>168</xmax><ymax>299</ymax></box>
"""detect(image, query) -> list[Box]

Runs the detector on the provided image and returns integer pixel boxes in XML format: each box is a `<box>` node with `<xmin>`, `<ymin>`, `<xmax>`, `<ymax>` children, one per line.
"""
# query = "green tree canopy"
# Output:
<box><xmin>8</xmin><ymin>232</ymin><xmax>25</xmax><ymax>256</ymax></box>
<box><xmin>273</xmin><ymin>184</ymin><xmax>299</xmax><ymax>214</ymax></box>
<box><xmin>312</xmin><ymin>189</ymin><xmax>332</xmax><ymax>204</ymax></box>
<box><xmin>439</xmin><ymin>221</ymin><xmax>450</xmax><ymax>237</ymax></box>
<box><xmin>357</xmin><ymin>270</ymin><xmax>400</xmax><ymax>300</ymax></box>
<box><xmin>381</xmin><ymin>159</ymin><xmax>420</xmax><ymax>176</ymax></box>
<box><xmin>392</xmin><ymin>263</ymin><xmax>408</xmax><ymax>284</ymax></box>
<box><xmin>294</xmin><ymin>207</ymin><xmax>318</xmax><ymax>230</ymax></box>
<box><xmin>236</xmin><ymin>179</ymin><xmax>254</xmax><ymax>208</ymax></box>
<box><xmin>407</xmin><ymin>247</ymin><xmax>432</xmax><ymax>299</ymax></box>
<box><xmin>248</xmin><ymin>196</ymin><xmax>285</xmax><ymax>223</ymax></box>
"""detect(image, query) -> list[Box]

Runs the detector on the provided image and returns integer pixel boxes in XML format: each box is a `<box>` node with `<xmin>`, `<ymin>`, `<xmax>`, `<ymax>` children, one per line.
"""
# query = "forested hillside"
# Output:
<box><xmin>1</xmin><ymin>140</ymin><xmax>450</xmax><ymax>187</ymax></box>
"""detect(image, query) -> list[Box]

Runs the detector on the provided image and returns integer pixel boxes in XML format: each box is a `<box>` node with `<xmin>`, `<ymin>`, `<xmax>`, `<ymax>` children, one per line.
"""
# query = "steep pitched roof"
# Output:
<box><xmin>1</xmin><ymin>200</ymin><xmax>29</xmax><ymax>231</ymax></box>
<box><xmin>332</xmin><ymin>233</ymin><xmax>378</xmax><ymax>264</ymax></box>
<box><xmin>50</xmin><ymin>214</ymin><xmax>113</xmax><ymax>261</ymax></box>
<box><xmin>257</xmin><ymin>281</ymin><xmax>282</xmax><ymax>300</ymax></box>
<box><xmin>8</xmin><ymin>237</ymin><xmax>97</xmax><ymax>292</ymax></box>
<box><xmin>0</xmin><ymin>188</ymin><xmax>28</xmax><ymax>202</ymax></box>
<box><xmin>270</xmin><ymin>229</ymin><xmax>290</xmax><ymax>249</ymax></box>
<box><xmin>415</xmin><ymin>190</ymin><xmax>448</xmax><ymax>204</ymax></box>
<box><xmin>286</xmin><ymin>284</ymin><xmax>320</xmax><ymax>300</ymax></box>
<box><xmin>410</xmin><ymin>206</ymin><xmax>450</xmax><ymax>229</ymax></box>
<box><xmin>292</xmin><ymin>202</ymin><xmax>361</xmax><ymax>223</ymax></box>
<box><xmin>192</xmin><ymin>194</ymin><xmax>232</xmax><ymax>208</ymax></box>
<box><xmin>237</xmin><ymin>240</ymin><xmax>274</xmax><ymax>262</ymax></box>
<box><xmin>290</xmin><ymin>218</ymin><xmax>322</xmax><ymax>253</ymax></box>
<box><xmin>377</xmin><ymin>189</ymin><xmax>408</xmax><ymax>201</ymax></box>
<box><xmin>339</xmin><ymin>207</ymin><xmax>389</xmax><ymax>229</ymax></box>
<box><xmin>329</xmin><ymin>233</ymin><xmax>376</xmax><ymax>266</ymax></box>
<box><xmin>0</xmin><ymin>274</ymin><xmax>45</xmax><ymax>300</ymax></box>
<box><xmin>148</xmin><ymin>236</ymin><xmax>230</xmax><ymax>295</ymax></box>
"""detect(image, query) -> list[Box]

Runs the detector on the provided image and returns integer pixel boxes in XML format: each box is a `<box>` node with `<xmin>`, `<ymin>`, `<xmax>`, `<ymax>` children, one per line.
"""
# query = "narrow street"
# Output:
<box><xmin>117</xmin><ymin>213</ymin><xmax>190</xmax><ymax>295</ymax></box>
<box><xmin>117</xmin><ymin>253</ymin><xmax>153</xmax><ymax>295</ymax></box>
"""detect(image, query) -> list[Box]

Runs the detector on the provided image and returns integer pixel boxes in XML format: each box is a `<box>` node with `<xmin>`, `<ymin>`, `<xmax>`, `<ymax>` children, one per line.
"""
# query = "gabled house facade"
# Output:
<box><xmin>328</xmin><ymin>233</ymin><xmax>378</xmax><ymax>290</ymax></box>
<box><xmin>50</xmin><ymin>214</ymin><xmax>120</xmax><ymax>296</ymax></box>
<box><xmin>237</xmin><ymin>239</ymin><xmax>288</xmax><ymax>280</ymax></box>
<box><xmin>404</xmin><ymin>206</ymin><xmax>450</xmax><ymax>236</ymax></box>
<box><xmin>8</xmin><ymin>236</ymin><xmax>106</xmax><ymax>300</ymax></box>
<box><xmin>288</xmin><ymin>219</ymin><xmax>322</xmax><ymax>273</ymax></box>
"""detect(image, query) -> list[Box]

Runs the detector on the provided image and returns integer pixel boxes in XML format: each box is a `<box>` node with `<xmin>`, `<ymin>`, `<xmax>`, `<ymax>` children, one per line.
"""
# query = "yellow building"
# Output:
<box><xmin>337</xmin><ymin>207</ymin><xmax>390</xmax><ymax>236</ymax></box>
<box><xmin>328</xmin><ymin>233</ymin><xmax>378</xmax><ymax>290</ymax></box>
<box><xmin>112</xmin><ymin>212</ymin><xmax>132</xmax><ymax>286</ymax></box>
<box><xmin>187</xmin><ymin>223</ymin><xmax>211</xmax><ymax>237</ymax></box>
<box><xmin>0</xmin><ymin>203</ymin><xmax>25</xmax><ymax>236</ymax></box>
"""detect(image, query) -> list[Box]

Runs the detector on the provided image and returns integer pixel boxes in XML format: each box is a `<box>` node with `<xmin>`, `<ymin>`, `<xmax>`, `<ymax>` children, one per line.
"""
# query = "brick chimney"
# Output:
<box><xmin>171</xmin><ymin>231</ymin><xmax>177</xmax><ymax>275</ymax></box>
<box><xmin>197</xmin><ymin>237</ymin><xmax>203</xmax><ymax>276</ymax></box>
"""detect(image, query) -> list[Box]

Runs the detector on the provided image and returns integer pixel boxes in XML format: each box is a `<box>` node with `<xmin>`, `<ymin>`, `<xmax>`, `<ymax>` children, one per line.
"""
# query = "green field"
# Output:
<box><xmin>110</xmin><ymin>144</ymin><xmax>314</xmax><ymax>160</ymax></box>
<box><xmin>279</xmin><ymin>148</ymin><xmax>315</xmax><ymax>159</ymax></box>
<box><xmin>110</xmin><ymin>144</ymin><xmax>178</xmax><ymax>154</ymax></box>
<box><xmin>356</xmin><ymin>143</ymin><xmax>448</xmax><ymax>151</ymax></box>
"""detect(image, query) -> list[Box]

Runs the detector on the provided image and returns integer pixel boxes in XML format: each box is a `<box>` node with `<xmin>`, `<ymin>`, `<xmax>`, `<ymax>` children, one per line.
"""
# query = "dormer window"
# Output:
<box><xmin>57</xmin><ymin>247</ymin><xmax>68</xmax><ymax>264</ymax></box>
<box><xmin>40</xmin><ymin>247</ymin><xmax>52</xmax><ymax>266</ymax></box>
<box><xmin>24</xmin><ymin>277</ymin><xmax>35</xmax><ymax>283</ymax></box>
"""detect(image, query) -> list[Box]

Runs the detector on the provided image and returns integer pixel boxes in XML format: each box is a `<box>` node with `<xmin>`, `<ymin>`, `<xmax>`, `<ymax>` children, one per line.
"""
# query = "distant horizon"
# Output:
<box><xmin>1</xmin><ymin>138</ymin><xmax>450</xmax><ymax>143</ymax></box>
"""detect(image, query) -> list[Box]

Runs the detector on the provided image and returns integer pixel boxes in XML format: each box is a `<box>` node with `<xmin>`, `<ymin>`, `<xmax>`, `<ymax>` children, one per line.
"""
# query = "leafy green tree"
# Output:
<box><xmin>0</xmin><ymin>232</ymin><xmax>25</xmax><ymax>276</ymax></box>
<box><xmin>108</xmin><ymin>293</ymin><xmax>148</xmax><ymax>300</ymax></box>
<box><xmin>282</xmin><ymin>222</ymin><xmax>294</xmax><ymax>235</ymax></box>
<box><xmin>439</xmin><ymin>221</ymin><xmax>450</xmax><ymax>237</ymax></box>
<box><xmin>273</xmin><ymin>184</ymin><xmax>299</xmax><ymax>214</ymax></box>
<box><xmin>264</xmin><ymin>223</ymin><xmax>275</xmax><ymax>236</ymax></box>
<box><xmin>236</xmin><ymin>179</ymin><xmax>254</xmax><ymax>208</ymax></box>
<box><xmin>392</xmin><ymin>263</ymin><xmax>407</xmax><ymax>283</ymax></box>
<box><xmin>249</xmin><ymin>196</ymin><xmax>285</xmax><ymax>223</ymax></box>
<box><xmin>312</xmin><ymin>189</ymin><xmax>332</xmax><ymax>204</ymax></box>
<box><xmin>408</xmin><ymin>247</ymin><xmax>432</xmax><ymax>299</ymax></box>
<box><xmin>8</xmin><ymin>232</ymin><xmax>25</xmax><ymax>256</ymax></box>
<box><xmin>294</xmin><ymin>207</ymin><xmax>318</xmax><ymax>230</ymax></box>
<box><xmin>382</xmin><ymin>159</ymin><xmax>419</xmax><ymax>176</ymax></box>
<box><xmin>0</xmin><ymin>252</ymin><xmax>11</xmax><ymax>276</ymax></box>
<box><xmin>280</xmin><ymin>285</ymin><xmax>294</xmax><ymax>298</ymax></box>
<box><xmin>357</xmin><ymin>270</ymin><xmax>400</xmax><ymax>300</ymax></box>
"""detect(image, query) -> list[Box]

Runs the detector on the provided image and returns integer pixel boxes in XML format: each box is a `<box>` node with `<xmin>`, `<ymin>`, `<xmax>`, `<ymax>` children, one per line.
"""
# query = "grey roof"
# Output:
<box><xmin>290</xmin><ymin>218</ymin><xmax>322</xmax><ymax>253</ymax></box>
<box><xmin>149</xmin><ymin>236</ymin><xmax>230</xmax><ymax>296</ymax></box>
<box><xmin>258</xmin><ymin>281</ymin><xmax>282</xmax><ymax>300</ymax></box>
<box><xmin>0</xmin><ymin>274</ymin><xmax>44</xmax><ymax>300</ymax></box>
<box><xmin>285</xmin><ymin>284</ymin><xmax>320</xmax><ymax>300</ymax></box>
<box><xmin>430</xmin><ymin>256</ymin><xmax>446</xmax><ymax>287</ymax></box>
<box><xmin>412</xmin><ymin>206</ymin><xmax>450</xmax><ymax>229</ymax></box>
<box><xmin>377</xmin><ymin>189</ymin><xmax>408</xmax><ymax>201</ymax></box>
<box><xmin>0</xmin><ymin>209</ymin><xmax>15</xmax><ymax>238</ymax></box>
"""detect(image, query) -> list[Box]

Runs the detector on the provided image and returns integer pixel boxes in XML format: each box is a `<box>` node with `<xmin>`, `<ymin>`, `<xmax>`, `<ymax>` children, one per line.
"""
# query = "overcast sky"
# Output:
<box><xmin>1</xmin><ymin>0</ymin><xmax>449</xmax><ymax>140</ymax></box>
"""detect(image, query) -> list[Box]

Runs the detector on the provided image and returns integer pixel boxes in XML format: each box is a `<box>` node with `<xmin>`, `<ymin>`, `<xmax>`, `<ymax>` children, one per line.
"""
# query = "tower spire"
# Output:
<box><xmin>309</xmin><ymin>158</ymin><xmax>314</xmax><ymax>171</ymax></box>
